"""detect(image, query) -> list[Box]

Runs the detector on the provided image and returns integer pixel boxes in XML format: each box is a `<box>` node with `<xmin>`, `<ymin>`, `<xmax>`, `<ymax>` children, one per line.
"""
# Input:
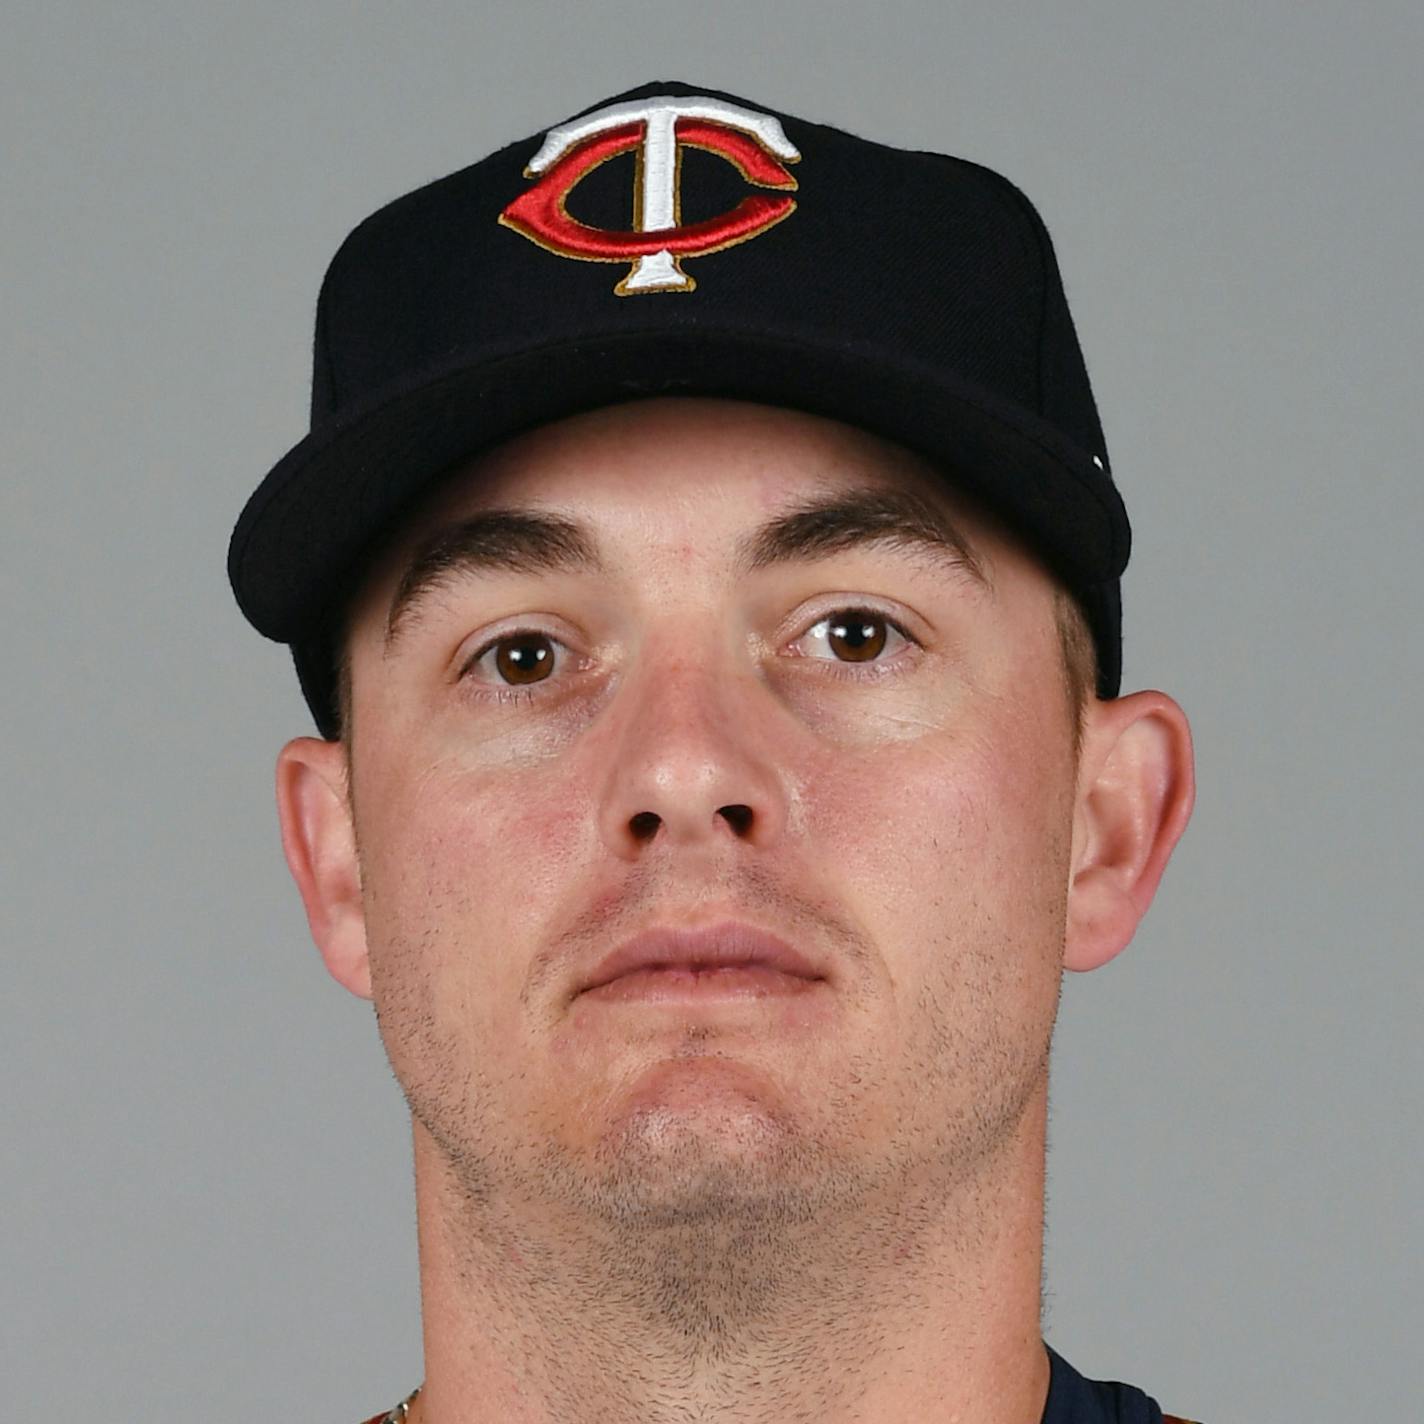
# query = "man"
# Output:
<box><xmin>228</xmin><ymin>81</ymin><xmax>1200</xmax><ymax>1424</ymax></box>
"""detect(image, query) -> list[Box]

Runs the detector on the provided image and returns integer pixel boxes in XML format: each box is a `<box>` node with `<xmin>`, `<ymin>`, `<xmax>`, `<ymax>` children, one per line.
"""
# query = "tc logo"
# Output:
<box><xmin>499</xmin><ymin>95</ymin><xmax>801</xmax><ymax>295</ymax></box>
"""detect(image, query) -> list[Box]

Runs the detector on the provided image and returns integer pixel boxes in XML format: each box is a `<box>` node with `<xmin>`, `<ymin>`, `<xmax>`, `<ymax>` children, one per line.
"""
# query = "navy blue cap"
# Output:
<box><xmin>228</xmin><ymin>79</ymin><xmax>1130</xmax><ymax>738</ymax></box>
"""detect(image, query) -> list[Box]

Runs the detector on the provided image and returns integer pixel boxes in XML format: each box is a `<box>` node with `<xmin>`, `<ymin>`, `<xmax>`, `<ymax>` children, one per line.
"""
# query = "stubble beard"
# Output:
<box><xmin>381</xmin><ymin>942</ymin><xmax>1059</xmax><ymax>1376</ymax></box>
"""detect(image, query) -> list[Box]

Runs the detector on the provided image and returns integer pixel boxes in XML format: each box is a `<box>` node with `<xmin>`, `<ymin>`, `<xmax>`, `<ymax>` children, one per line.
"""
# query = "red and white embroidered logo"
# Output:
<box><xmin>499</xmin><ymin>95</ymin><xmax>801</xmax><ymax>295</ymax></box>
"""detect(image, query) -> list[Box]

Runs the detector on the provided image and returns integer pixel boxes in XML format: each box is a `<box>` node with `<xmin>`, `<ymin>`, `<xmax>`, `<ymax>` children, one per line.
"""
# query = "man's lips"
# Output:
<box><xmin>579</xmin><ymin>964</ymin><xmax>824</xmax><ymax>1002</ymax></box>
<box><xmin>578</xmin><ymin>920</ymin><xmax>826</xmax><ymax>995</ymax></box>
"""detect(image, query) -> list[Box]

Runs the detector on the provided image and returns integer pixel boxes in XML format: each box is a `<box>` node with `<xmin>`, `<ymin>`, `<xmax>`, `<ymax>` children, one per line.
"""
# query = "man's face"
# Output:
<box><xmin>337</xmin><ymin>396</ymin><xmax>1077</xmax><ymax>1243</ymax></box>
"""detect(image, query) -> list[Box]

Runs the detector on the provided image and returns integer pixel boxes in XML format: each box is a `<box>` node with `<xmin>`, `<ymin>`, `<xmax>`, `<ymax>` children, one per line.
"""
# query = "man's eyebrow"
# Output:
<box><xmin>737</xmin><ymin>486</ymin><xmax>991</xmax><ymax>588</ymax></box>
<box><xmin>384</xmin><ymin>510</ymin><xmax>605</xmax><ymax>653</ymax></box>
<box><xmin>383</xmin><ymin>486</ymin><xmax>991</xmax><ymax>654</ymax></box>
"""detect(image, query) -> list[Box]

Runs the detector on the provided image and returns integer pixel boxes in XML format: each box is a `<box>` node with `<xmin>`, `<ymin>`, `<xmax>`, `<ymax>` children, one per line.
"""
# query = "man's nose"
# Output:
<box><xmin>594</xmin><ymin>631</ymin><xmax>791</xmax><ymax>855</ymax></box>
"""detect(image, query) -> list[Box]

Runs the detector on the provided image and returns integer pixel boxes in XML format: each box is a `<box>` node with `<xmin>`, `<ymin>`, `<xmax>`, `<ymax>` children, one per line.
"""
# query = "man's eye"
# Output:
<box><xmin>794</xmin><ymin>607</ymin><xmax>916</xmax><ymax>669</ymax></box>
<box><xmin>462</xmin><ymin>630</ymin><xmax>564</xmax><ymax>692</ymax></box>
<box><xmin>459</xmin><ymin>606</ymin><xmax>919</xmax><ymax>704</ymax></box>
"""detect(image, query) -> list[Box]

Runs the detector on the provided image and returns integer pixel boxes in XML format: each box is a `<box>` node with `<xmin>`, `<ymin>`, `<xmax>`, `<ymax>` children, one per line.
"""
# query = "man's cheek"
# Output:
<box><xmin>800</xmin><ymin>737</ymin><xmax>996</xmax><ymax>892</ymax></box>
<box><xmin>381</xmin><ymin>773</ymin><xmax>594</xmax><ymax>972</ymax></box>
<box><xmin>810</xmin><ymin>722</ymin><xmax>1060</xmax><ymax>906</ymax></box>
<box><xmin>395</xmin><ymin>761</ymin><xmax>567</xmax><ymax>860</ymax></box>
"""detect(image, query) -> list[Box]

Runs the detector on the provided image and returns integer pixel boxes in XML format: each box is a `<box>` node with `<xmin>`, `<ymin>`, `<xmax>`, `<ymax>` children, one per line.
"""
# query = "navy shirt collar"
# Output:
<box><xmin>1041</xmin><ymin>1344</ymin><xmax>1166</xmax><ymax>1423</ymax></box>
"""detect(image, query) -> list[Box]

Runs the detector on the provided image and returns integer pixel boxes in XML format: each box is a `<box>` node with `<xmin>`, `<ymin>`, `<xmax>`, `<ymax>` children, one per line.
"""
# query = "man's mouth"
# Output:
<box><xmin>577</xmin><ymin>919</ymin><xmax>828</xmax><ymax>997</ymax></box>
<box><xmin>579</xmin><ymin>962</ymin><xmax>824</xmax><ymax>1002</ymax></box>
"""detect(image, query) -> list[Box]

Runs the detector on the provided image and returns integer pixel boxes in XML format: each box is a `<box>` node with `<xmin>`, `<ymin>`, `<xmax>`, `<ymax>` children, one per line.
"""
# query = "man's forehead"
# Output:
<box><xmin>392</xmin><ymin>398</ymin><xmax>1003</xmax><ymax>554</ymax></box>
<box><xmin>348</xmin><ymin>397</ymin><xmax>1017</xmax><ymax>645</ymax></box>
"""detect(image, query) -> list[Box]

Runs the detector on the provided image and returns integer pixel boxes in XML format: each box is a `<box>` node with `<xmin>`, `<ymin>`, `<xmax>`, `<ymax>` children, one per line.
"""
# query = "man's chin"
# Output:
<box><xmin>560</xmin><ymin>1093</ymin><xmax>859</xmax><ymax>1232</ymax></box>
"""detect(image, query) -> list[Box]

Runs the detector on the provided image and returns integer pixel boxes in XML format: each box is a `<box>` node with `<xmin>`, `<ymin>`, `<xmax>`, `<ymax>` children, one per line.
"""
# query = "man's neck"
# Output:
<box><xmin>402</xmin><ymin>1085</ymin><xmax>1052</xmax><ymax>1424</ymax></box>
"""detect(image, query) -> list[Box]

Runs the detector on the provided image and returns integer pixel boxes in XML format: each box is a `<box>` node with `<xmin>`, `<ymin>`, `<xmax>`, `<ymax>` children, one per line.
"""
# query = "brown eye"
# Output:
<box><xmin>802</xmin><ymin>607</ymin><xmax>909</xmax><ymax>665</ymax></box>
<box><xmin>473</xmin><ymin>631</ymin><xmax>559</xmax><ymax>685</ymax></box>
<box><xmin>825</xmin><ymin>610</ymin><xmax>887</xmax><ymax>662</ymax></box>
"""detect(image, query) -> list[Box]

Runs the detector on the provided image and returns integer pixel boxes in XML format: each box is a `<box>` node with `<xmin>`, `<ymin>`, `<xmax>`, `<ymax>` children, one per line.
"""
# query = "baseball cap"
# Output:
<box><xmin>228</xmin><ymin>78</ymin><xmax>1131</xmax><ymax>739</ymax></box>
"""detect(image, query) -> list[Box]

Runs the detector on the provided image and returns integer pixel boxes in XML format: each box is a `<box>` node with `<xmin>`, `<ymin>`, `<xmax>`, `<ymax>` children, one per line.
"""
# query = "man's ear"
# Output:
<box><xmin>1064</xmin><ymin>690</ymin><xmax>1196</xmax><ymax>973</ymax></box>
<box><xmin>274</xmin><ymin>737</ymin><xmax>372</xmax><ymax>1000</ymax></box>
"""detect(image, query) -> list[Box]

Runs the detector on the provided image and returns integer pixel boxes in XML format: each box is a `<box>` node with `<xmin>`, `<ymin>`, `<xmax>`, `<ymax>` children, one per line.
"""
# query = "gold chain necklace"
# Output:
<box><xmin>386</xmin><ymin>1383</ymin><xmax>422</xmax><ymax>1421</ymax></box>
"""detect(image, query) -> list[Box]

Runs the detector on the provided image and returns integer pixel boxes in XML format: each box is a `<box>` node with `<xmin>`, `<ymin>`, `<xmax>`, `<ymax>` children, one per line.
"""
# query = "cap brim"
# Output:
<box><xmin>229</xmin><ymin>323</ymin><xmax>1128</xmax><ymax>645</ymax></box>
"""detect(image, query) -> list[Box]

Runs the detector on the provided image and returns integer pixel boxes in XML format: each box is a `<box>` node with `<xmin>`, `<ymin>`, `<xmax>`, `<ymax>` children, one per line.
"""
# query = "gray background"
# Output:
<box><xmin>4</xmin><ymin>2</ymin><xmax>1420</xmax><ymax>1420</ymax></box>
